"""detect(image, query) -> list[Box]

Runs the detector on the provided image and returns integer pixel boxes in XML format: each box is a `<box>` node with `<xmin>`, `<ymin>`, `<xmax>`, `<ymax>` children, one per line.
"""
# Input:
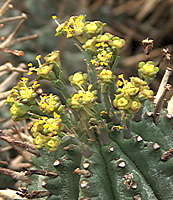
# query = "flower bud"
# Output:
<box><xmin>130</xmin><ymin>77</ymin><xmax>147</xmax><ymax>87</ymax></box>
<box><xmin>113</xmin><ymin>94</ymin><xmax>131</xmax><ymax>110</ymax></box>
<box><xmin>138</xmin><ymin>61</ymin><xmax>159</xmax><ymax>81</ymax></box>
<box><xmin>84</xmin><ymin>21</ymin><xmax>105</xmax><ymax>35</ymax></box>
<box><xmin>130</xmin><ymin>100</ymin><xmax>142</xmax><ymax>112</ymax></box>
<box><xmin>69</xmin><ymin>72</ymin><xmax>87</xmax><ymax>86</ymax></box>
<box><xmin>138</xmin><ymin>89</ymin><xmax>154</xmax><ymax>100</ymax></box>
<box><xmin>99</xmin><ymin>69</ymin><xmax>113</xmax><ymax>83</ymax></box>
<box><xmin>82</xmin><ymin>37</ymin><xmax>97</xmax><ymax>51</ymax></box>
<box><xmin>44</xmin><ymin>51</ymin><xmax>60</xmax><ymax>63</ymax></box>
<box><xmin>45</xmin><ymin>137</ymin><xmax>60</xmax><ymax>151</ymax></box>
<box><xmin>110</xmin><ymin>37</ymin><xmax>125</xmax><ymax>49</ymax></box>
<box><xmin>97</xmin><ymin>33</ymin><xmax>113</xmax><ymax>42</ymax></box>
<box><xmin>34</xmin><ymin>134</ymin><xmax>48</xmax><ymax>149</ymax></box>
<box><xmin>37</xmin><ymin>64</ymin><xmax>56</xmax><ymax>80</ymax></box>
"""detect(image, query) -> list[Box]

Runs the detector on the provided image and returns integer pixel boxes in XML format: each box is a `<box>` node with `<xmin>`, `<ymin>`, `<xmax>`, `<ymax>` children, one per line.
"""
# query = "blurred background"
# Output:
<box><xmin>0</xmin><ymin>0</ymin><xmax>173</xmax><ymax>195</ymax></box>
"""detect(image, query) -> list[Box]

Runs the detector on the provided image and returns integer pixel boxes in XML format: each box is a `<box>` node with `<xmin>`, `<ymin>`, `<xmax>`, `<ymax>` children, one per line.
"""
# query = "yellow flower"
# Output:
<box><xmin>121</xmin><ymin>82</ymin><xmax>139</xmax><ymax>96</ymax></box>
<box><xmin>97</xmin><ymin>50</ymin><xmax>112</xmax><ymax>62</ymax></box>
<box><xmin>138</xmin><ymin>89</ymin><xmax>154</xmax><ymax>100</ymax></box>
<box><xmin>44</xmin><ymin>51</ymin><xmax>60</xmax><ymax>63</ymax></box>
<box><xmin>97</xmin><ymin>33</ymin><xmax>113</xmax><ymax>42</ymax></box>
<box><xmin>82</xmin><ymin>90</ymin><xmax>96</xmax><ymax>104</ymax></box>
<box><xmin>34</xmin><ymin>134</ymin><xmax>48</xmax><ymax>149</ymax></box>
<box><xmin>82</xmin><ymin>37</ymin><xmax>97</xmax><ymax>51</ymax></box>
<box><xmin>69</xmin><ymin>72</ymin><xmax>87</xmax><ymax>86</ymax></box>
<box><xmin>85</xmin><ymin>22</ymin><xmax>98</xmax><ymax>33</ymax></box>
<box><xmin>113</xmin><ymin>125</ymin><xmax>124</xmax><ymax>130</ymax></box>
<box><xmin>37</xmin><ymin>64</ymin><xmax>53</xmax><ymax>76</ymax></box>
<box><xmin>130</xmin><ymin>77</ymin><xmax>147</xmax><ymax>87</ymax></box>
<box><xmin>19</xmin><ymin>88</ymin><xmax>34</xmax><ymax>99</ymax></box>
<box><xmin>70</xmin><ymin>87</ymin><xmax>96</xmax><ymax>108</ymax></box>
<box><xmin>130</xmin><ymin>100</ymin><xmax>142</xmax><ymax>112</ymax></box>
<box><xmin>116</xmin><ymin>80</ymin><xmax>123</xmax><ymax>87</ymax></box>
<box><xmin>110</xmin><ymin>37</ymin><xmax>125</xmax><ymax>49</ymax></box>
<box><xmin>46</xmin><ymin>137</ymin><xmax>60</xmax><ymax>151</ymax></box>
<box><xmin>39</xmin><ymin>94</ymin><xmax>60</xmax><ymax>113</ymax></box>
<box><xmin>61</xmin><ymin>15</ymin><xmax>86</xmax><ymax>38</ymax></box>
<box><xmin>84</xmin><ymin>21</ymin><xmax>105</xmax><ymax>34</ymax></box>
<box><xmin>43</xmin><ymin>117</ymin><xmax>62</xmax><ymax>135</ymax></box>
<box><xmin>138</xmin><ymin>61</ymin><xmax>159</xmax><ymax>81</ymax></box>
<box><xmin>113</xmin><ymin>94</ymin><xmax>131</xmax><ymax>110</ymax></box>
<box><xmin>99</xmin><ymin>69</ymin><xmax>113</xmax><ymax>82</ymax></box>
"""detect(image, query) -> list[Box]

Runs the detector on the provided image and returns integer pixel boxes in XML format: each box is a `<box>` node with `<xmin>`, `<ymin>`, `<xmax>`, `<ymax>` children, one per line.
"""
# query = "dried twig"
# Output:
<box><xmin>0</xmin><ymin>167</ymin><xmax>30</xmax><ymax>182</ymax></box>
<box><xmin>153</xmin><ymin>84</ymin><xmax>172</xmax><ymax>122</ymax></box>
<box><xmin>0</xmin><ymin>63</ymin><xmax>26</xmax><ymax>92</ymax></box>
<box><xmin>0</xmin><ymin>0</ymin><xmax>12</xmax><ymax>16</ymax></box>
<box><xmin>0</xmin><ymin>14</ymin><xmax>27</xmax><ymax>24</ymax></box>
<box><xmin>0</xmin><ymin>133</ymin><xmax>40</xmax><ymax>156</ymax></box>
<box><xmin>154</xmin><ymin>68</ymin><xmax>172</xmax><ymax>104</ymax></box>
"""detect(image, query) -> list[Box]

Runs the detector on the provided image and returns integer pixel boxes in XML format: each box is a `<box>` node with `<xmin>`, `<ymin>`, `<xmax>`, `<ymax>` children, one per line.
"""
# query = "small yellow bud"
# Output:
<box><xmin>44</xmin><ymin>51</ymin><xmax>60</xmax><ymax>63</ymax></box>
<box><xmin>110</xmin><ymin>37</ymin><xmax>125</xmax><ymax>49</ymax></box>
<box><xmin>69</xmin><ymin>72</ymin><xmax>87</xmax><ymax>86</ymax></box>
<box><xmin>130</xmin><ymin>100</ymin><xmax>142</xmax><ymax>112</ymax></box>
<box><xmin>37</xmin><ymin>64</ymin><xmax>53</xmax><ymax>76</ymax></box>
<box><xmin>85</xmin><ymin>22</ymin><xmax>98</xmax><ymax>34</ymax></box>
<box><xmin>46</xmin><ymin>137</ymin><xmax>60</xmax><ymax>151</ymax></box>
<box><xmin>52</xmin><ymin>15</ymin><xmax>57</xmax><ymax>20</ymax></box>
<box><xmin>138</xmin><ymin>61</ymin><xmax>159</xmax><ymax>81</ymax></box>
<box><xmin>99</xmin><ymin>69</ymin><xmax>113</xmax><ymax>83</ymax></box>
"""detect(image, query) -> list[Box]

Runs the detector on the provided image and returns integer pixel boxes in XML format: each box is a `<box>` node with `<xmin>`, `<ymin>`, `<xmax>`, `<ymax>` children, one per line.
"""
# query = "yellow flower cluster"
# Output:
<box><xmin>69</xmin><ymin>72</ymin><xmax>87</xmax><ymax>86</ymax></box>
<box><xmin>91</xmin><ymin>50</ymin><xmax>113</xmax><ymax>67</ymax></box>
<box><xmin>83</xmin><ymin>33</ymin><xmax>125</xmax><ymax>67</ymax></box>
<box><xmin>138</xmin><ymin>61</ymin><xmax>159</xmax><ymax>81</ymax></box>
<box><xmin>31</xmin><ymin>112</ymin><xmax>63</xmax><ymax>151</ymax></box>
<box><xmin>113</xmin><ymin>75</ymin><xmax>153</xmax><ymax>113</ymax></box>
<box><xmin>27</xmin><ymin>51</ymin><xmax>61</xmax><ymax>80</ymax></box>
<box><xmin>55</xmin><ymin>15</ymin><xmax>105</xmax><ymax>39</ymax></box>
<box><xmin>6</xmin><ymin>77</ymin><xmax>40</xmax><ymax>120</ymax></box>
<box><xmin>38</xmin><ymin>94</ymin><xmax>63</xmax><ymax>114</ymax></box>
<box><xmin>98</xmin><ymin>69</ymin><xmax>114</xmax><ymax>83</ymax></box>
<box><xmin>70</xmin><ymin>85</ymin><xmax>96</xmax><ymax>108</ymax></box>
<box><xmin>44</xmin><ymin>51</ymin><xmax>60</xmax><ymax>63</ymax></box>
<box><xmin>83</xmin><ymin>33</ymin><xmax>125</xmax><ymax>51</ymax></box>
<box><xmin>7</xmin><ymin>77</ymin><xmax>39</xmax><ymax>104</ymax></box>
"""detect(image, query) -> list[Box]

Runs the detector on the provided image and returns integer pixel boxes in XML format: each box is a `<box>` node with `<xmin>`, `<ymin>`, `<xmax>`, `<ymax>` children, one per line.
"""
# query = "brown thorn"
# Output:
<box><xmin>25</xmin><ymin>169</ymin><xmax>58</xmax><ymax>177</ymax></box>
<box><xmin>74</xmin><ymin>168</ymin><xmax>91</xmax><ymax>177</ymax></box>
<box><xmin>161</xmin><ymin>148</ymin><xmax>173</xmax><ymax>161</ymax></box>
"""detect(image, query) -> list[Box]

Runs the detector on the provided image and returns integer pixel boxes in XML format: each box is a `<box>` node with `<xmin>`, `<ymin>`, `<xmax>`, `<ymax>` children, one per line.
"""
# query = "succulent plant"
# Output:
<box><xmin>2</xmin><ymin>15</ymin><xmax>173</xmax><ymax>200</ymax></box>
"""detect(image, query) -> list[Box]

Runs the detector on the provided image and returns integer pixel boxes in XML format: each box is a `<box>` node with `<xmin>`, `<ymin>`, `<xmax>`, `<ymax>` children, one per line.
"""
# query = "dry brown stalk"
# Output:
<box><xmin>0</xmin><ymin>132</ymin><xmax>40</xmax><ymax>156</ymax></box>
<box><xmin>0</xmin><ymin>167</ymin><xmax>30</xmax><ymax>182</ymax></box>
<box><xmin>0</xmin><ymin>0</ymin><xmax>12</xmax><ymax>17</ymax></box>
